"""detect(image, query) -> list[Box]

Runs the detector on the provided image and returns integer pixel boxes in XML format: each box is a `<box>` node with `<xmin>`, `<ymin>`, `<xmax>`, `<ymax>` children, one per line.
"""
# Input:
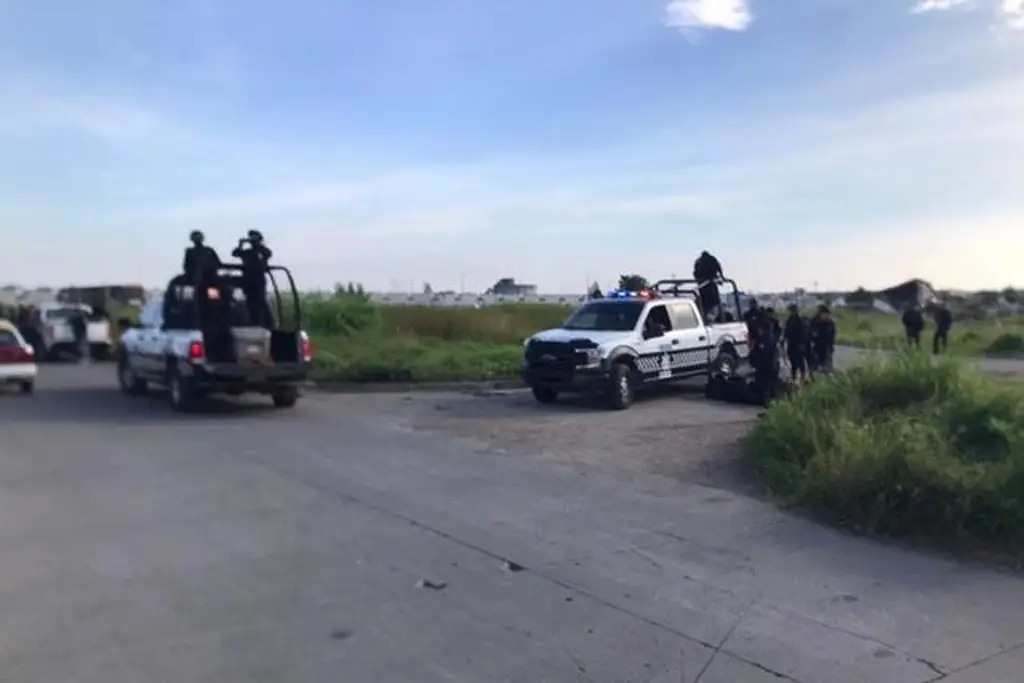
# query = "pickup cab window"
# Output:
<box><xmin>669</xmin><ymin>302</ymin><xmax>700</xmax><ymax>330</ymax></box>
<box><xmin>139</xmin><ymin>300</ymin><xmax>164</xmax><ymax>328</ymax></box>
<box><xmin>642</xmin><ymin>305</ymin><xmax>673</xmax><ymax>335</ymax></box>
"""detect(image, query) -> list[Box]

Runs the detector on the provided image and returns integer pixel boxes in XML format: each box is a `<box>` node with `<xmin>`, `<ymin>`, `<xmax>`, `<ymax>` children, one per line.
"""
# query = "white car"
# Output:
<box><xmin>0</xmin><ymin>320</ymin><xmax>37</xmax><ymax>393</ymax></box>
<box><xmin>37</xmin><ymin>302</ymin><xmax>114</xmax><ymax>361</ymax></box>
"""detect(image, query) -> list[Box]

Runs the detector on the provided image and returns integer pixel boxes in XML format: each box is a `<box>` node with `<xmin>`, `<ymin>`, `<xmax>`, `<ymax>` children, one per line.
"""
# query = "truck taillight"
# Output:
<box><xmin>188</xmin><ymin>340</ymin><xmax>204</xmax><ymax>360</ymax></box>
<box><xmin>300</xmin><ymin>333</ymin><xmax>313</xmax><ymax>362</ymax></box>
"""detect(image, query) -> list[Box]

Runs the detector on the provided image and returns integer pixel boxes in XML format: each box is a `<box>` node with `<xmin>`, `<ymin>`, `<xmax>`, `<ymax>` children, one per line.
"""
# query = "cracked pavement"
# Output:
<box><xmin>1</xmin><ymin>363</ymin><xmax>1024</xmax><ymax>682</ymax></box>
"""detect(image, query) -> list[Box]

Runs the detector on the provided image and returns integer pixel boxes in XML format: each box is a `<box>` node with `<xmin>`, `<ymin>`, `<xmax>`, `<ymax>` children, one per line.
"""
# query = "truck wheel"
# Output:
<box><xmin>19</xmin><ymin>381</ymin><xmax>33</xmax><ymax>394</ymax></box>
<box><xmin>117</xmin><ymin>356</ymin><xmax>147</xmax><ymax>395</ymax></box>
<box><xmin>168</xmin><ymin>368</ymin><xmax>199</xmax><ymax>412</ymax></box>
<box><xmin>606</xmin><ymin>362</ymin><xmax>636</xmax><ymax>410</ymax></box>
<box><xmin>271</xmin><ymin>387</ymin><xmax>299</xmax><ymax>408</ymax></box>
<box><xmin>531</xmin><ymin>386</ymin><xmax>558</xmax><ymax>404</ymax></box>
<box><xmin>711</xmin><ymin>347</ymin><xmax>739</xmax><ymax>379</ymax></box>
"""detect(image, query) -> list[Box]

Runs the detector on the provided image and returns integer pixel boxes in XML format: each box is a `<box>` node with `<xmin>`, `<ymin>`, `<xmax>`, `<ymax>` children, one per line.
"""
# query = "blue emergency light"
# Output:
<box><xmin>606</xmin><ymin>289</ymin><xmax>654</xmax><ymax>299</ymax></box>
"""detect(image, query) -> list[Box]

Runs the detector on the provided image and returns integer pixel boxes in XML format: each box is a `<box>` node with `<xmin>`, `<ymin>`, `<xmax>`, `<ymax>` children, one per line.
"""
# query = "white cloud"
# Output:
<box><xmin>911</xmin><ymin>0</ymin><xmax>1024</xmax><ymax>28</ymax></box>
<box><xmin>0</xmin><ymin>80</ymin><xmax>187</xmax><ymax>145</ymax></box>
<box><xmin>1004</xmin><ymin>0</ymin><xmax>1024</xmax><ymax>28</ymax></box>
<box><xmin>911</xmin><ymin>0</ymin><xmax>970</xmax><ymax>13</ymax></box>
<box><xmin>664</xmin><ymin>0</ymin><xmax>752</xmax><ymax>32</ymax></box>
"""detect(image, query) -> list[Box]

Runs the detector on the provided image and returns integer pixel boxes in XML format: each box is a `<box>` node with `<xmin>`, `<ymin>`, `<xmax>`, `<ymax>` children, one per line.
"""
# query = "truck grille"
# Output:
<box><xmin>525</xmin><ymin>339</ymin><xmax>597</xmax><ymax>365</ymax></box>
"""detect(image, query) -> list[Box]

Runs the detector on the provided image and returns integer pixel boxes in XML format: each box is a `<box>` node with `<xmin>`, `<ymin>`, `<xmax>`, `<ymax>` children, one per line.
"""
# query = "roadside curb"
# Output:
<box><xmin>306</xmin><ymin>379</ymin><xmax>526</xmax><ymax>394</ymax></box>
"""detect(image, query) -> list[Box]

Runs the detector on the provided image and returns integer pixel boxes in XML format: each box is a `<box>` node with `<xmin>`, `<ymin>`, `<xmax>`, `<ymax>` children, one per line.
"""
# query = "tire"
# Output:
<box><xmin>19</xmin><ymin>381</ymin><xmax>33</xmax><ymax>394</ymax></box>
<box><xmin>605</xmin><ymin>362</ymin><xmax>637</xmax><ymax>410</ymax></box>
<box><xmin>167</xmin><ymin>367</ymin><xmax>199</xmax><ymax>413</ymax></box>
<box><xmin>530</xmin><ymin>386</ymin><xmax>558</xmax><ymax>404</ymax></box>
<box><xmin>271</xmin><ymin>386</ymin><xmax>299</xmax><ymax>408</ymax></box>
<box><xmin>711</xmin><ymin>346</ymin><xmax>739</xmax><ymax>380</ymax></box>
<box><xmin>117</xmin><ymin>356</ymin><xmax>147</xmax><ymax>395</ymax></box>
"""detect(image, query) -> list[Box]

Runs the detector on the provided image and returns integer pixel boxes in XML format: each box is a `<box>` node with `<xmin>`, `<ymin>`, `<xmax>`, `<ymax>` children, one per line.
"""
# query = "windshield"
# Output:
<box><xmin>563</xmin><ymin>301</ymin><xmax>644</xmax><ymax>331</ymax></box>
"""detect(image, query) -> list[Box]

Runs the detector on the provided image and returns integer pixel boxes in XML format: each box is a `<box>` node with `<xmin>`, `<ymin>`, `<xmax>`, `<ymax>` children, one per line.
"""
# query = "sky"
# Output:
<box><xmin>1</xmin><ymin>0</ymin><xmax>1022</xmax><ymax>293</ymax></box>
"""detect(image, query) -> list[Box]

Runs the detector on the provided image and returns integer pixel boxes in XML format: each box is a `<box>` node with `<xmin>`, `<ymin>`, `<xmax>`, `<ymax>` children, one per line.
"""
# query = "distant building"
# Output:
<box><xmin>486</xmin><ymin>277</ymin><xmax>537</xmax><ymax>297</ymax></box>
<box><xmin>878</xmin><ymin>278</ymin><xmax>937</xmax><ymax>310</ymax></box>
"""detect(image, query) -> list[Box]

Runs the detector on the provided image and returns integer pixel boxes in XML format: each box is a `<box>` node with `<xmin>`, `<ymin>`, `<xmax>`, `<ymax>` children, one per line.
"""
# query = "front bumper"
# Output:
<box><xmin>0</xmin><ymin>363</ymin><xmax>38</xmax><ymax>383</ymax></box>
<box><xmin>523</xmin><ymin>362</ymin><xmax>608</xmax><ymax>393</ymax></box>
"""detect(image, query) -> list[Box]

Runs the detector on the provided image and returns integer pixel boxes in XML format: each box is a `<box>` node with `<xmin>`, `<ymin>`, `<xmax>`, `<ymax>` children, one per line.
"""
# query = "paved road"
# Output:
<box><xmin>2</xmin><ymin>366</ymin><xmax>1024</xmax><ymax>682</ymax></box>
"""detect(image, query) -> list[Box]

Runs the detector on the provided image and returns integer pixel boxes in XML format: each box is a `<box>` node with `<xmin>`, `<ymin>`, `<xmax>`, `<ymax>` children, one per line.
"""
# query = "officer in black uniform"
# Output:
<box><xmin>693</xmin><ymin>251</ymin><xmax>724</xmax><ymax>322</ymax></box>
<box><xmin>783</xmin><ymin>304</ymin><xmax>809</xmax><ymax>383</ymax></box>
<box><xmin>902</xmin><ymin>304</ymin><xmax>925</xmax><ymax>347</ymax></box>
<box><xmin>233</xmin><ymin>230</ymin><xmax>273</xmax><ymax>326</ymax></box>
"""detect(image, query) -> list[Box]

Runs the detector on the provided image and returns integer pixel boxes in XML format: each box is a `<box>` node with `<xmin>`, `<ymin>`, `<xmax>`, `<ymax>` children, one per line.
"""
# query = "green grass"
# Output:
<box><xmin>295</xmin><ymin>296</ymin><xmax>1024</xmax><ymax>383</ymax></box>
<box><xmin>746</xmin><ymin>350</ymin><xmax>1024</xmax><ymax>554</ymax></box>
<box><xmin>299</xmin><ymin>293</ymin><xmax>571</xmax><ymax>382</ymax></box>
<box><xmin>832</xmin><ymin>308</ymin><xmax>1024</xmax><ymax>357</ymax></box>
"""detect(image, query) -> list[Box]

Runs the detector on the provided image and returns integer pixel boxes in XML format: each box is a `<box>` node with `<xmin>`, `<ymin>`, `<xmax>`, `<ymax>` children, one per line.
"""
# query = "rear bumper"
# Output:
<box><xmin>523</xmin><ymin>363</ymin><xmax>608</xmax><ymax>393</ymax></box>
<box><xmin>182</xmin><ymin>361</ymin><xmax>309</xmax><ymax>392</ymax></box>
<box><xmin>0</xmin><ymin>363</ymin><xmax>38</xmax><ymax>383</ymax></box>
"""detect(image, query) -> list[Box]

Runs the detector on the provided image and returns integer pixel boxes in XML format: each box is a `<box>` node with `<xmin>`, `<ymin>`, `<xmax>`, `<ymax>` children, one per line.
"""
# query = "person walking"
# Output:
<box><xmin>783</xmin><ymin>304</ymin><xmax>809</xmax><ymax>383</ymax></box>
<box><xmin>70</xmin><ymin>309</ymin><xmax>88</xmax><ymax>364</ymax></box>
<box><xmin>902</xmin><ymin>304</ymin><xmax>925</xmax><ymax>348</ymax></box>
<box><xmin>933</xmin><ymin>304</ymin><xmax>953</xmax><ymax>354</ymax></box>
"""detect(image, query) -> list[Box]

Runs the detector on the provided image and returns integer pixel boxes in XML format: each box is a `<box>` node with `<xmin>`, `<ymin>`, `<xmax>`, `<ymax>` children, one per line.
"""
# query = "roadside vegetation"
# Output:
<box><xmin>302</xmin><ymin>293</ymin><xmax>570</xmax><ymax>382</ymax></box>
<box><xmin>747</xmin><ymin>350</ymin><xmax>1024</xmax><ymax>556</ymax></box>
<box><xmin>299</xmin><ymin>296</ymin><xmax>1024</xmax><ymax>382</ymax></box>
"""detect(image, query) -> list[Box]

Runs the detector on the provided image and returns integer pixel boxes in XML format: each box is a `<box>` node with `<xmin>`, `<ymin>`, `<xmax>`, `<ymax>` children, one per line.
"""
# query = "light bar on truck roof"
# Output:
<box><xmin>605</xmin><ymin>289</ymin><xmax>656</xmax><ymax>300</ymax></box>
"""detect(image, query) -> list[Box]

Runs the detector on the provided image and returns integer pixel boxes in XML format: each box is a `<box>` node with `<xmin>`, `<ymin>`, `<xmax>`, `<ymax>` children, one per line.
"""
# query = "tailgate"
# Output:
<box><xmin>48</xmin><ymin>323</ymin><xmax>74</xmax><ymax>343</ymax></box>
<box><xmin>87</xmin><ymin>320</ymin><xmax>111</xmax><ymax>344</ymax></box>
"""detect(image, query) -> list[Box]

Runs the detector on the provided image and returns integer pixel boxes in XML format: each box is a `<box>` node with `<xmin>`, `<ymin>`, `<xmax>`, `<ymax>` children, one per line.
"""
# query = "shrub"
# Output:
<box><xmin>987</xmin><ymin>333</ymin><xmax>1024</xmax><ymax>356</ymax></box>
<box><xmin>746</xmin><ymin>350</ymin><xmax>1024</xmax><ymax>546</ymax></box>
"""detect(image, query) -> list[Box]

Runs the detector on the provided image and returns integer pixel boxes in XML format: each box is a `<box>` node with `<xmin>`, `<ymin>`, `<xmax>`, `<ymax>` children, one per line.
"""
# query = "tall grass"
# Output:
<box><xmin>293</xmin><ymin>293</ymin><xmax>571</xmax><ymax>382</ymax></box>
<box><xmin>747</xmin><ymin>350</ymin><xmax>1024</xmax><ymax>546</ymax></box>
<box><xmin>299</xmin><ymin>293</ymin><xmax>571</xmax><ymax>343</ymax></box>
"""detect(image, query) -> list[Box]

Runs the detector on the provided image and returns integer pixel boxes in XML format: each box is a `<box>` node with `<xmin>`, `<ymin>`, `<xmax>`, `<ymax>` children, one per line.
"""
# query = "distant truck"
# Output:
<box><xmin>38</xmin><ymin>302</ymin><xmax>114</xmax><ymax>361</ymax></box>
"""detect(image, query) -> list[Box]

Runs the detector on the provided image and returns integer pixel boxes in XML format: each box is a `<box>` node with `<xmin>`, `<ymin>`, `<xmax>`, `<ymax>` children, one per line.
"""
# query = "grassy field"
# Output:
<box><xmin>747</xmin><ymin>350</ymin><xmax>1024</xmax><ymax>557</ymax></box>
<box><xmin>832</xmin><ymin>308</ymin><xmax>1024</xmax><ymax>356</ymax></box>
<box><xmin>302</xmin><ymin>294</ymin><xmax>571</xmax><ymax>382</ymax></box>
<box><xmin>302</xmin><ymin>297</ymin><xmax>1024</xmax><ymax>382</ymax></box>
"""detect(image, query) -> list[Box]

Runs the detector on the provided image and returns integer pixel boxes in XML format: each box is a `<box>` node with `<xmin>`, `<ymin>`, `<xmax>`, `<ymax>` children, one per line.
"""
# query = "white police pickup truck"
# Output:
<box><xmin>522</xmin><ymin>280</ymin><xmax>748</xmax><ymax>409</ymax></box>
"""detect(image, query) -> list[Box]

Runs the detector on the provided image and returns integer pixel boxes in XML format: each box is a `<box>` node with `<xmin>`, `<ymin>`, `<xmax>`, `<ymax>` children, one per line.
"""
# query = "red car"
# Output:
<box><xmin>0</xmin><ymin>320</ymin><xmax>37</xmax><ymax>394</ymax></box>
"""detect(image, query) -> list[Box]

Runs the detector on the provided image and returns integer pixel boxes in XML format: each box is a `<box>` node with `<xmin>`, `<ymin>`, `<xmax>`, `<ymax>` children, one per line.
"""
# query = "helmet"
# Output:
<box><xmin>247</xmin><ymin>229</ymin><xmax>263</xmax><ymax>242</ymax></box>
<box><xmin>189</xmin><ymin>230</ymin><xmax>204</xmax><ymax>244</ymax></box>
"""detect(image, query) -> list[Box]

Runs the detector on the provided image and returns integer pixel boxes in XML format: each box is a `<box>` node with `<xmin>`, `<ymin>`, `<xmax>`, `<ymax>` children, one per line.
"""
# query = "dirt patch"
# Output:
<box><xmin>362</xmin><ymin>382</ymin><xmax>763</xmax><ymax>494</ymax></box>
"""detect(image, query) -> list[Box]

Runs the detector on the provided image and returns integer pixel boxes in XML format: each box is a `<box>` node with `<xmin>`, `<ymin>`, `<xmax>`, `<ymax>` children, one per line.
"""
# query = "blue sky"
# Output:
<box><xmin>1</xmin><ymin>0</ymin><xmax>1022</xmax><ymax>293</ymax></box>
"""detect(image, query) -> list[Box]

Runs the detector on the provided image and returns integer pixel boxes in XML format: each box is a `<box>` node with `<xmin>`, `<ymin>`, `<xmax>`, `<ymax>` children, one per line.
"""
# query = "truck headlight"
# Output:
<box><xmin>582</xmin><ymin>348</ymin><xmax>601</xmax><ymax>365</ymax></box>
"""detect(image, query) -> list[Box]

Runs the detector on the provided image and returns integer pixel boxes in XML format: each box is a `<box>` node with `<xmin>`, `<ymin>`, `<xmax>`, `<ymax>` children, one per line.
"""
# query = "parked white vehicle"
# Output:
<box><xmin>37</xmin><ymin>302</ymin><xmax>113</xmax><ymax>361</ymax></box>
<box><xmin>0</xmin><ymin>319</ymin><xmax>37</xmax><ymax>393</ymax></box>
<box><xmin>522</xmin><ymin>279</ymin><xmax>750</xmax><ymax>410</ymax></box>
